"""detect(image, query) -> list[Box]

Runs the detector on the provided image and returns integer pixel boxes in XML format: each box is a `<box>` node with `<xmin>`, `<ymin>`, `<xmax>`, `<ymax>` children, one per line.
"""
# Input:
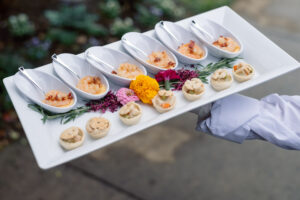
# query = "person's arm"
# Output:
<box><xmin>194</xmin><ymin>94</ymin><xmax>300</xmax><ymax>150</ymax></box>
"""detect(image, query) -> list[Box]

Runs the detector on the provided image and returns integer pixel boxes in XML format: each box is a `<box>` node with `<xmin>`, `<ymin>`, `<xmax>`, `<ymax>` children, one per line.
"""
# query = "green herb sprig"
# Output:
<box><xmin>196</xmin><ymin>57</ymin><xmax>240</xmax><ymax>83</ymax></box>
<box><xmin>28</xmin><ymin>104</ymin><xmax>90</xmax><ymax>124</ymax></box>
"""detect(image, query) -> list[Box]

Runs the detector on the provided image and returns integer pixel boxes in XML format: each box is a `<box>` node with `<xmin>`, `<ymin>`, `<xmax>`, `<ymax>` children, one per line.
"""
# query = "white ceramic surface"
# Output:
<box><xmin>191</xmin><ymin>18</ymin><xmax>243</xmax><ymax>58</ymax></box>
<box><xmin>3</xmin><ymin>6</ymin><xmax>300</xmax><ymax>169</ymax></box>
<box><xmin>53</xmin><ymin>53</ymin><xmax>109</xmax><ymax>100</ymax></box>
<box><xmin>122</xmin><ymin>32</ymin><xmax>179</xmax><ymax>74</ymax></box>
<box><xmin>85</xmin><ymin>47</ymin><xmax>147</xmax><ymax>86</ymax></box>
<box><xmin>14</xmin><ymin>69</ymin><xmax>77</xmax><ymax>113</ymax></box>
<box><xmin>155</xmin><ymin>21</ymin><xmax>208</xmax><ymax>64</ymax></box>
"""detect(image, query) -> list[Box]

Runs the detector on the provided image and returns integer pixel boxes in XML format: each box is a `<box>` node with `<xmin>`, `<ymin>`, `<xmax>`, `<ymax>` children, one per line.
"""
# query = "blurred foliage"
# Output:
<box><xmin>7</xmin><ymin>14</ymin><xmax>35</xmax><ymax>37</ymax></box>
<box><xmin>110</xmin><ymin>17</ymin><xmax>138</xmax><ymax>37</ymax></box>
<box><xmin>46</xmin><ymin>28</ymin><xmax>78</xmax><ymax>46</ymax></box>
<box><xmin>0</xmin><ymin>51</ymin><xmax>33</xmax><ymax>111</ymax></box>
<box><xmin>135</xmin><ymin>0</ymin><xmax>185</xmax><ymax>29</ymax></box>
<box><xmin>99</xmin><ymin>0</ymin><xmax>121</xmax><ymax>19</ymax></box>
<box><xmin>24</xmin><ymin>37</ymin><xmax>51</xmax><ymax>61</ymax></box>
<box><xmin>45</xmin><ymin>5</ymin><xmax>107</xmax><ymax>36</ymax></box>
<box><xmin>155</xmin><ymin>0</ymin><xmax>185</xmax><ymax>18</ymax></box>
<box><xmin>180</xmin><ymin>0</ymin><xmax>233</xmax><ymax>14</ymax></box>
<box><xmin>135</xmin><ymin>4</ymin><xmax>161</xmax><ymax>28</ymax></box>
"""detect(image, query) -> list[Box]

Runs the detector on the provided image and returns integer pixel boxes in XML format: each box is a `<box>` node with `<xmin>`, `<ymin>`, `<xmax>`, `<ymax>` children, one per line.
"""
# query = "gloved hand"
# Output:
<box><xmin>194</xmin><ymin>93</ymin><xmax>300</xmax><ymax>150</ymax></box>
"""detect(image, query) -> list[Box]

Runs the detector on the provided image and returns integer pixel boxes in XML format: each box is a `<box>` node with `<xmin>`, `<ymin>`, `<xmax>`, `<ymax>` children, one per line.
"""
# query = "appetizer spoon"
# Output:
<box><xmin>159</xmin><ymin>21</ymin><xmax>180</xmax><ymax>45</ymax></box>
<box><xmin>52</xmin><ymin>54</ymin><xmax>80</xmax><ymax>80</ymax></box>
<box><xmin>52</xmin><ymin>53</ymin><xmax>109</xmax><ymax>100</ymax></box>
<box><xmin>85</xmin><ymin>46</ymin><xmax>147</xmax><ymax>86</ymax></box>
<box><xmin>122</xmin><ymin>32</ymin><xmax>178</xmax><ymax>73</ymax></box>
<box><xmin>86</xmin><ymin>51</ymin><xmax>115</xmax><ymax>72</ymax></box>
<box><xmin>191</xmin><ymin>20</ymin><xmax>214</xmax><ymax>42</ymax></box>
<box><xmin>14</xmin><ymin>67</ymin><xmax>77</xmax><ymax>113</ymax></box>
<box><xmin>121</xmin><ymin>38</ymin><xmax>148</xmax><ymax>59</ymax></box>
<box><xmin>190</xmin><ymin>18</ymin><xmax>243</xmax><ymax>58</ymax></box>
<box><xmin>18</xmin><ymin>66</ymin><xmax>46</xmax><ymax>96</ymax></box>
<box><xmin>155</xmin><ymin>21</ymin><xmax>207</xmax><ymax>64</ymax></box>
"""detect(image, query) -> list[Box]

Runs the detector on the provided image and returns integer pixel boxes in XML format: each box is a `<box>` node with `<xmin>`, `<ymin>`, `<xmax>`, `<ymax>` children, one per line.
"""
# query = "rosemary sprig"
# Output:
<box><xmin>196</xmin><ymin>57</ymin><xmax>240</xmax><ymax>83</ymax></box>
<box><xmin>28</xmin><ymin>104</ymin><xmax>90</xmax><ymax>124</ymax></box>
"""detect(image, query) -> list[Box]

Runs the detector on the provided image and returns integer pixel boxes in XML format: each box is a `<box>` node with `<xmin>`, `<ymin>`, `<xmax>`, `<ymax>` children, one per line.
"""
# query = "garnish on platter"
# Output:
<box><xmin>59</xmin><ymin>126</ymin><xmax>85</xmax><ymax>150</ymax></box>
<box><xmin>112</xmin><ymin>63</ymin><xmax>144</xmax><ymax>79</ymax></box>
<box><xmin>155</xmin><ymin>69</ymin><xmax>180</xmax><ymax>91</ymax></box>
<box><xmin>116</xmin><ymin>88</ymin><xmax>139</xmax><ymax>105</ymax></box>
<box><xmin>29</xmin><ymin>91</ymin><xmax>121</xmax><ymax>124</ymax></box>
<box><xmin>129</xmin><ymin>75</ymin><xmax>160</xmax><ymax>104</ymax></box>
<box><xmin>43</xmin><ymin>90</ymin><xmax>74</xmax><ymax>107</ymax></box>
<box><xmin>210</xmin><ymin>69</ymin><xmax>233</xmax><ymax>91</ymax></box>
<box><xmin>86</xmin><ymin>117</ymin><xmax>110</xmax><ymax>139</ymax></box>
<box><xmin>119</xmin><ymin>102</ymin><xmax>142</xmax><ymax>125</ymax></box>
<box><xmin>147</xmin><ymin>51</ymin><xmax>176</xmax><ymax>69</ymax></box>
<box><xmin>156</xmin><ymin>57</ymin><xmax>239</xmax><ymax>91</ymax></box>
<box><xmin>177</xmin><ymin>40</ymin><xmax>204</xmax><ymax>59</ymax></box>
<box><xmin>152</xmin><ymin>89</ymin><xmax>176</xmax><ymax>113</ymax></box>
<box><xmin>233</xmin><ymin>62</ymin><xmax>254</xmax><ymax>82</ymax></box>
<box><xmin>213</xmin><ymin>36</ymin><xmax>240</xmax><ymax>53</ymax></box>
<box><xmin>182</xmin><ymin>78</ymin><xmax>205</xmax><ymax>101</ymax></box>
<box><xmin>76</xmin><ymin>76</ymin><xmax>106</xmax><ymax>95</ymax></box>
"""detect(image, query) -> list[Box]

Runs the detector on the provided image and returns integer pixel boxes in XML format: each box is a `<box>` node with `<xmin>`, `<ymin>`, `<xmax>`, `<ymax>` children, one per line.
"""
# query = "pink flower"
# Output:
<box><xmin>155</xmin><ymin>69</ymin><xmax>180</xmax><ymax>90</ymax></box>
<box><xmin>155</xmin><ymin>69</ymin><xmax>180</xmax><ymax>82</ymax></box>
<box><xmin>116</xmin><ymin>88</ymin><xmax>139</xmax><ymax>105</ymax></box>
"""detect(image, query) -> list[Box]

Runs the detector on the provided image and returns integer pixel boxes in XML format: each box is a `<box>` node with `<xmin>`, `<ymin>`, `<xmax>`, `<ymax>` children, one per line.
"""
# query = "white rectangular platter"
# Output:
<box><xmin>3</xmin><ymin>6</ymin><xmax>300</xmax><ymax>169</ymax></box>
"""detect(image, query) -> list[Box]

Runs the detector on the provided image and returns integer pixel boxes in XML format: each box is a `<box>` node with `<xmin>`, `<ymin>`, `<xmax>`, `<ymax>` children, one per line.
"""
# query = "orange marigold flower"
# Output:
<box><xmin>129</xmin><ymin>75</ymin><xmax>159</xmax><ymax>104</ymax></box>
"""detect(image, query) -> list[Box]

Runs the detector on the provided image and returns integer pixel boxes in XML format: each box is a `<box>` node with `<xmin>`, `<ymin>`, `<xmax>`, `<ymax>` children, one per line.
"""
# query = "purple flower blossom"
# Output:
<box><xmin>172</xmin><ymin>69</ymin><xmax>199</xmax><ymax>91</ymax></box>
<box><xmin>86</xmin><ymin>91</ymin><xmax>122</xmax><ymax>113</ymax></box>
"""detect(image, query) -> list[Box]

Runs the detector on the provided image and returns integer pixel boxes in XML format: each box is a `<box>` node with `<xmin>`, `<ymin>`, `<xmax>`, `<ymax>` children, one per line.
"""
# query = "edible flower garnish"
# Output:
<box><xmin>173</xmin><ymin>69</ymin><xmax>199</xmax><ymax>91</ymax></box>
<box><xmin>87</xmin><ymin>91</ymin><xmax>122</xmax><ymax>113</ymax></box>
<box><xmin>116</xmin><ymin>88</ymin><xmax>139</xmax><ymax>105</ymax></box>
<box><xmin>155</xmin><ymin>69</ymin><xmax>180</xmax><ymax>90</ymax></box>
<box><xmin>129</xmin><ymin>75</ymin><xmax>159</xmax><ymax>104</ymax></box>
<box><xmin>29</xmin><ymin>91</ymin><xmax>122</xmax><ymax>124</ymax></box>
<box><xmin>156</xmin><ymin>57</ymin><xmax>240</xmax><ymax>90</ymax></box>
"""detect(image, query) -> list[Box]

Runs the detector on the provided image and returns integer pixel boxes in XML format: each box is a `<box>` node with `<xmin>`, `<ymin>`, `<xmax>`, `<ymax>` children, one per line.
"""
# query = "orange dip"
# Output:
<box><xmin>111</xmin><ymin>63</ymin><xmax>143</xmax><ymax>79</ymax></box>
<box><xmin>177</xmin><ymin>40</ymin><xmax>204</xmax><ymax>59</ymax></box>
<box><xmin>76</xmin><ymin>76</ymin><xmax>106</xmax><ymax>95</ymax></box>
<box><xmin>147</xmin><ymin>51</ymin><xmax>175</xmax><ymax>69</ymax></box>
<box><xmin>43</xmin><ymin>90</ymin><xmax>74</xmax><ymax>107</ymax></box>
<box><xmin>213</xmin><ymin>36</ymin><xmax>240</xmax><ymax>52</ymax></box>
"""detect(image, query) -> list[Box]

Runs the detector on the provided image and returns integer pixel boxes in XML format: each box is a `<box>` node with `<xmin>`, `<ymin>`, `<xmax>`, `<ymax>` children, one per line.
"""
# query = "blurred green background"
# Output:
<box><xmin>0</xmin><ymin>0</ymin><xmax>232</xmax><ymax>149</ymax></box>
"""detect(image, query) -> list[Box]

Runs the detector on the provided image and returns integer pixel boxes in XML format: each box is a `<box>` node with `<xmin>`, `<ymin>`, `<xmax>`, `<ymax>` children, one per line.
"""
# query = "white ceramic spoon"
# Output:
<box><xmin>85</xmin><ymin>47</ymin><xmax>147</xmax><ymax>86</ymax></box>
<box><xmin>52</xmin><ymin>53</ymin><xmax>109</xmax><ymax>100</ymax></box>
<box><xmin>190</xmin><ymin>18</ymin><xmax>243</xmax><ymax>58</ymax></box>
<box><xmin>122</xmin><ymin>32</ymin><xmax>178</xmax><ymax>74</ymax></box>
<box><xmin>14</xmin><ymin>67</ymin><xmax>77</xmax><ymax>113</ymax></box>
<box><xmin>155</xmin><ymin>21</ymin><xmax>208</xmax><ymax>64</ymax></box>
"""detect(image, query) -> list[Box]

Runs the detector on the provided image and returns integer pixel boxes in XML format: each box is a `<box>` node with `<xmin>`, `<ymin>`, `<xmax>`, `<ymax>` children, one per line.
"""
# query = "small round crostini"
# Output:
<box><xmin>59</xmin><ymin>126</ymin><xmax>85</xmax><ymax>150</ymax></box>
<box><xmin>210</xmin><ymin>69</ymin><xmax>233</xmax><ymax>91</ymax></box>
<box><xmin>86</xmin><ymin>117</ymin><xmax>110</xmax><ymax>139</ymax></box>
<box><xmin>182</xmin><ymin>78</ymin><xmax>205</xmax><ymax>101</ymax></box>
<box><xmin>152</xmin><ymin>89</ymin><xmax>176</xmax><ymax>113</ymax></box>
<box><xmin>233</xmin><ymin>62</ymin><xmax>255</xmax><ymax>82</ymax></box>
<box><xmin>119</xmin><ymin>102</ymin><xmax>142</xmax><ymax>126</ymax></box>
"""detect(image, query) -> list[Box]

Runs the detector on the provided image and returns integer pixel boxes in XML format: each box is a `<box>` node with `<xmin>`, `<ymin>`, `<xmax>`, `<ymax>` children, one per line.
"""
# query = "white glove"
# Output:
<box><xmin>196</xmin><ymin>93</ymin><xmax>300</xmax><ymax>150</ymax></box>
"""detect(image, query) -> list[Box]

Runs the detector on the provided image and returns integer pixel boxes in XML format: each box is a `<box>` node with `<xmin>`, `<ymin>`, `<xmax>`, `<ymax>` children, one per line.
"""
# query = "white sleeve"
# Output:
<box><xmin>196</xmin><ymin>93</ymin><xmax>300</xmax><ymax>150</ymax></box>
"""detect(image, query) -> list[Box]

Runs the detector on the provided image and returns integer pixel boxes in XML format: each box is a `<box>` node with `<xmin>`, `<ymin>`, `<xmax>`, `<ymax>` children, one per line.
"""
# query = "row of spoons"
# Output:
<box><xmin>14</xmin><ymin>17</ymin><xmax>243</xmax><ymax>113</ymax></box>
